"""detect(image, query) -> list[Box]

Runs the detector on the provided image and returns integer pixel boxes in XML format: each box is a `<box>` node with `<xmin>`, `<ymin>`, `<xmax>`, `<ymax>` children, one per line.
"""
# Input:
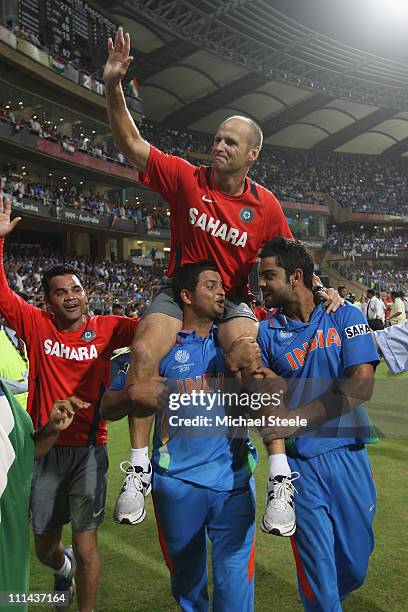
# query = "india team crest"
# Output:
<box><xmin>239</xmin><ymin>207</ymin><xmax>254</xmax><ymax>223</ymax></box>
<box><xmin>280</xmin><ymin>330</ymin><xmax>294</xmax><ymax>339</ymax></box>
<box><xmin>81</xmin><ymin>329</ymin><xmax>96</xmax><ymax>342</ymax></box>
<box><xmin>175</xmin><ymin>349</ymin><xmax>190</xmax><ymax>364</ymax></box>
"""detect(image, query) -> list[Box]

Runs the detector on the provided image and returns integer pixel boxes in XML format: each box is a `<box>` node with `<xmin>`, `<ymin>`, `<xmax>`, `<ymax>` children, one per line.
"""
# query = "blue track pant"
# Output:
<box><xmin>152</xmin><ymin>471</ymin><xmax>256</xmax><ymax>612</ymax></box>
<box><xmin>288</xmin><ymin>446</ymin><xmax>376</xmax><ymax>611</ymax></box>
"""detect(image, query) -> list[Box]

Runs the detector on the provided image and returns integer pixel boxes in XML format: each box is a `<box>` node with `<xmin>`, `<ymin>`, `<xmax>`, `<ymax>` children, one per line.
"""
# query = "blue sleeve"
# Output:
<box><xmin>109</xmin><ymin>370</ymin><xmax>126</xmax><ymax>391</ymax></box>
<box><xmin>257</xmin><ymin>321</ymin><xmax>271</xmax><ymax>368</ymax></box>
<box><xmin>335</xmin><ymin>304</ymin><xmax>380</xmax><ymax>370</ymax></box>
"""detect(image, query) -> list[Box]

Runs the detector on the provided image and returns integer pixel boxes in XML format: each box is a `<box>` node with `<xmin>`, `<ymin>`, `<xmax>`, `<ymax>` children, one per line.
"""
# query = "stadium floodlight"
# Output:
<box><xmin>374</xmin><ymin>0</ymin><xmax>408</xmax><ymax>18</ymax></box>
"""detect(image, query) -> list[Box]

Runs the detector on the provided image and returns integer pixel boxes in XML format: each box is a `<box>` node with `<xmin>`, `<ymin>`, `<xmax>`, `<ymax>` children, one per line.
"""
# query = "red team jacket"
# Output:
<box><xmin>0</xmin><ymin>239</ymin><xmax>137</xmax><ymax>446</ymax></box>
<box><xmin>139</xmin><ymin>147</ymin><xmax>292</xmax><ymax>296</ymax></box>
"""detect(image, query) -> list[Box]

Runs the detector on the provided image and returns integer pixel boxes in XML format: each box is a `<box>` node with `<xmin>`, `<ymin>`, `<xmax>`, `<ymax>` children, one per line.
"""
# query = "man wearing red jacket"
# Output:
<box><xmin>0</xmin><ymin>196</ymin><xmax>167</xmax><ymax>612</ymax></box>
<box><xmin>104</xmin><ymin>28</ymin><xmax>298</xmax><ymax>529</ymax></box>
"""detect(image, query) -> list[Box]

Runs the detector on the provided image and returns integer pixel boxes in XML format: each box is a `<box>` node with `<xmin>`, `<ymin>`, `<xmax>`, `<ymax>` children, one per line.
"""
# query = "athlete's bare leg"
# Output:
<box><xmin>72</xmin><ymin>528</ymin><xmax>100</xmax><ymax>612</ymax></box>
<box><xmin>34</xmin><ymin>529</ymin><xmax>64</xmax><ymax>570</ymax></box>
<box><xmin>127</xmin><ymin>313</ymin><xmax>183</xmax><ymax>448</ymax></box>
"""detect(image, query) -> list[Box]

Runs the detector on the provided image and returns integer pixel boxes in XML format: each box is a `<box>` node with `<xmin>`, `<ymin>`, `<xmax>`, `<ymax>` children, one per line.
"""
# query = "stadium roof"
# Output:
<box><xmin>94</xmin><ymin>0</ymin><xmax>408</xmax><ymax>156</ymax></box>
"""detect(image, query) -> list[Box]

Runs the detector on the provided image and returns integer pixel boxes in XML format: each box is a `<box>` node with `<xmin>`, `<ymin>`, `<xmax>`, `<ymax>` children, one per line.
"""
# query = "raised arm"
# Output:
<box><xmin>0</xmin><ymin>196</ymin><xmax>34</xmax><ymax>338</ymax></box>
<box><xmin>103</xmin><ymin>27</ymin><xmax>150</xmax><ymax>172</ymax></box>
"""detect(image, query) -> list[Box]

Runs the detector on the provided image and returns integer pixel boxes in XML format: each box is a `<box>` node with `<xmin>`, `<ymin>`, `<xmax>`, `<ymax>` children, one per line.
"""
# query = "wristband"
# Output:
<box><xmin>312</xmin><ymin>284</ymin><xmax>325</xmax><ymax>295</ymax></box>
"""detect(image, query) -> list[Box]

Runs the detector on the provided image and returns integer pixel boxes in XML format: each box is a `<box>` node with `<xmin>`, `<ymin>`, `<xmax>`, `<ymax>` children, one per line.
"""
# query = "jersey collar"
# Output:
<box><xmin>176</xmin><ymin>324</ymin><xmax>218</xmax><ymax>344</ymax></box>
<box><xmin>269</xmin><ymin>304</ymin><xmax>323</xmax><ymax>331</ymax></box>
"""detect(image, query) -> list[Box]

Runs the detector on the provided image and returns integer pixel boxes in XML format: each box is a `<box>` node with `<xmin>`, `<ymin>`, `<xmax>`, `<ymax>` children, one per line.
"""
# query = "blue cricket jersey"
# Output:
<box><xmin>110</xmin><ymin>327</ymin><xmax>257</xmax><ymax>491</ymax></box>
<box><xmin>257</xmin><ymin>302</ymin><xmax>380</xmax><ymax>458</ymax></box>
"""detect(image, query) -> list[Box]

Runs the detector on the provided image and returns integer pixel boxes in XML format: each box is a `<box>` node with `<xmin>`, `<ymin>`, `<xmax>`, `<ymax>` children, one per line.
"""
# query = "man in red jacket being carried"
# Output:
<box><xmin>103</xmin><ymin>28</ymin><xmax>310</xmax><ymax>534</ymax></box>
<box><xmin>0</xmin><ymin>196</ymin><xmax>167</xmax><ymax>612</ymax></box>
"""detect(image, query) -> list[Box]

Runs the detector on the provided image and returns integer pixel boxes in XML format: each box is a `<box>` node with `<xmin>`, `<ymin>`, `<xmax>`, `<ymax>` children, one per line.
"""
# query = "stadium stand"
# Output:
<box><xmin>0</xmin><ymin>0</ymin><xmax>407</xmax><ymax>609</ymax></box>
<box><xmin>3</xmin><ymin>247</ymin><xmax>163</xmax><ymax>313</ymax></box>
<box><xmin>330</xmin><ymin>261</ymin><xmax>408</xmax><ymax>293</ymax></box>
<box><xmin>327</xmin><ymin>228</ymin><xmax>408</xmax><ymax>256</ymax></box>
<box><xmin>3</xmin><ymin>96</ymin><xmax>408</xmax><ymax>216</ymax></box>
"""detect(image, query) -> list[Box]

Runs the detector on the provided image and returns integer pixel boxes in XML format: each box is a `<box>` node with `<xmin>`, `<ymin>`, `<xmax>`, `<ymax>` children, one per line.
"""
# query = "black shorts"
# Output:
<box><xmin>142</xmin><ymin>277</ymin><xmax>258</xmax><ymax>323</ymax></box>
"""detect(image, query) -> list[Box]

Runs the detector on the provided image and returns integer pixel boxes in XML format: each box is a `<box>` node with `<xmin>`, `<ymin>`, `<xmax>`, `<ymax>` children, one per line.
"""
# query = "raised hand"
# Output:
<box><xmin>0</xmin><ymin>195</ymin><xmax>21</xmax><ymax>238</ymax></box>
<box><xmin>103</xmin><ymin>27</ymin><xmax>134</xmax><ymax>85</ymax></box>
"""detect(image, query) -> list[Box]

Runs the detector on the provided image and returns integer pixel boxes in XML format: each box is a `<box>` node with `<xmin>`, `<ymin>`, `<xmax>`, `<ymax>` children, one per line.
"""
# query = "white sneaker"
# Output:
<box><xmin>261</xmin><ymin>472</ymin><xmax>299</xmax><ymax>537</ymax></box>
<box><xmin>113</xmin><ymin>461</ymin><xmax>152</xmax><ymax>525</ymax></box>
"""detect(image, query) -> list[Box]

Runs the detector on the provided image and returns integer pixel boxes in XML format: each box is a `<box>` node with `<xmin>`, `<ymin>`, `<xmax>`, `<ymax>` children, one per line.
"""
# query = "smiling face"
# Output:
<box><xmin>258</xmin><ymin>256</ymin><xmax>295</xmax><ymax>309</ymax></box>
<box><xmin>46</xmin><ymin>274</ymin><xmax>87</xmax><ymax>328</ymax></box>
<box><xmin>181</xmin><ymin>270</ymin><xmax>225</xmax><ymax>320</ymax></box>
<box><xmin>211</xmin><ymin>117</ymin><xmax>260</xmax><ymax>174</ymax></box>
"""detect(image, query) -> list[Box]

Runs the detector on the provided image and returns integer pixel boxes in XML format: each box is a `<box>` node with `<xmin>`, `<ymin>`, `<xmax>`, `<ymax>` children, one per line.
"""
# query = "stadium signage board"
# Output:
<box><xmin>62</xmin><ymin>210</ymin><xmax>100</xmax><ymax>225</ymax></box>
<box><xmin>12</xmin><ymin>200</ymin><xmax>39</xmax><ymax>213</ymax></box>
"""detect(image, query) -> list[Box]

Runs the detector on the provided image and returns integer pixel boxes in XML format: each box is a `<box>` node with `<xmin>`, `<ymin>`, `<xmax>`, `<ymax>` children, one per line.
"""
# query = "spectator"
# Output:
<box><xmin>389</xmin><ymin>291</ymin><xmax>406</xmax><ymax>326</ymax></box>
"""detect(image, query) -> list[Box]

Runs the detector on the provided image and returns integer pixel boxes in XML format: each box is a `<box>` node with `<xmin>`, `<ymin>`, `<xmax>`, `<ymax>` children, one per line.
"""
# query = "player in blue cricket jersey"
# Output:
<box><xmin>101</xmin><ymin>261</ymin><xmax>258</xmax><ymax>612</ymax></box>
<box><xmin>252</xmin><ymin>237</ymin><xmax>379</xmax><ymax>611</ymax></box>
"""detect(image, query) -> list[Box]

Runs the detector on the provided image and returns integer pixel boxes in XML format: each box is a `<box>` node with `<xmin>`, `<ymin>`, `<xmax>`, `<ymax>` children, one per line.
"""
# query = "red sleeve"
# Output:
<box><xmin>263</xmin><ymin>193</ymin><xmax>293</xmax><ymax>242</ymax></box>
<box><xmin>138</xmin><ymin>146</ymin><xmax>195</xmax><ymax>206</ymax></box>
<box><xmin>106</xmin><ymin>315</ymin><xmax>139</xmax><ymax>350</ymax></box>
<box><xmin>0</xmin><ymin>238</ymin><xmax>42</xmax><ymax>341</ymax></box>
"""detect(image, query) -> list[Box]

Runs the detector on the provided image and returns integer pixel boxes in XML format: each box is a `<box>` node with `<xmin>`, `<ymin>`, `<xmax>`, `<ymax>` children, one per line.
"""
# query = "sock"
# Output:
<box><xmin>56</xmin><ymin>553</ymin><xmax>72</xmax><ymax>578</ymax></box>
<box><xmin>130</xmin><ymin>447</ymin><xmax>149</xmax><ymax>471</ymax></box>
<box><xmin>268</xmin><ymin>453</ymin><xmax>291</xmax><ymax>479</ymax></box>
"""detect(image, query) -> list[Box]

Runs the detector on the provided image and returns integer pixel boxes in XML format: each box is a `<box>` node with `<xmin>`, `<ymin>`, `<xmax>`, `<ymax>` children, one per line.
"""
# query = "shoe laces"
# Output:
<box><xmin>267</xmin><ymin>472</ymin><xmax>300</xmax><ymax>505</ymax></box>
<box><xmin>119</xmin><ymin>461</ymin><xmax>143</xmax><ymax>492</ymax></box>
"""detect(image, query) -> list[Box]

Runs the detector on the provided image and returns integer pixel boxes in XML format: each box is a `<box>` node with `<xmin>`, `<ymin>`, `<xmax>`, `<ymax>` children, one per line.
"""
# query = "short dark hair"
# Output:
<box><xmin>259</xmin><ymin>237</ymin><xmax>314</xmax><ymax>290</ymax></box>
<box><xmin>42</xmin><ymin>264</ymin><xmax>83</xmax><ymax>296</ymax></box>
<box><xmin>391</xmin><ymin>290</ymin><xmax>400</xmax><ymax>300</ymax></box>
<box><xmin>338</xmin><ymin>285</ymin><xmax>347</xmax><ymax>292</ymax></box>
<box><xmin>173</xmin><ymin>261</ymin><xmax>220</xmax><ymax>308</ymax></box>
<box><xmin>366</xmin><ymin>289</ymin><xmax>374</xmax><ymax>297</ymax></box>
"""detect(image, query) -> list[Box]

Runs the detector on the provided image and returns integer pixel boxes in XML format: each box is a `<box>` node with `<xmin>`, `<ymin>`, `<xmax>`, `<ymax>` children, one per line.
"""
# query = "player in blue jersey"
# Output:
<box><xmin>101</xmin><ymin>261</ymin><xmax>257</xmax><ymax>612</ymax></box>
<box><xmin>250</xmin><ymin>237</ymin><xmax>379</xmax><ymax>611</ymax></box>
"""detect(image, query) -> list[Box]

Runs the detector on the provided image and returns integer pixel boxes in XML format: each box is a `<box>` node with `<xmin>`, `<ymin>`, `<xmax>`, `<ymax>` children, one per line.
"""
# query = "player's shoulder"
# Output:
<box><xmin>250</xmin><ymin>179</ymin><xmax>281</xmax><ymax>205</ymax></box>
<box><xmin>257</xmin><ymin>315</ymin><xmax>281</xmax><ymax>344</ymax></box>
<box><xmin>154</xmin><ymin>145</ymin><xmax>198</xmax><ymax>170</ymax></box>
<box><xmin>89</xmin><ymin>314</ymin><xmax>137</xmax><ymax>327</ymax></box>
<box><xmin>324</xmin><ymin>301</ymin><xmax>370</xmax><ymax>334</ymax></box>
<box><xmin>258</xmin><ymin>318</ymin><xmax>270</xmax><ymax>336</ymax></box>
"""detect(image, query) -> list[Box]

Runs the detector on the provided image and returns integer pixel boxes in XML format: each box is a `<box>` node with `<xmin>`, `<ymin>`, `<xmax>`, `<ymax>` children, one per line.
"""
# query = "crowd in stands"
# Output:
<box><xmin>132</xmin><ymin>123</ymin><xmax>408</xmax><ymax>216</ymax></box>
<box><xmin>0</xmin><ymin>174</ymin><xmax>170</xmax><ymax>229</ymax></box>
<box><xmin>330</xmin><ymin>261</ymin><xmax>408</xmax><ymax>293</ymax></box>
<box><xmin>327</xmin><ymin>228</ymin><xmax>408</xmax><ymax>256</ymax></box>
<box><xmin>4</xmin><ymin>246</ymin><xmax>164</xmax><ymax>314</ymax></box>
<box><xmin>3</xmin><ymin>96</ymin><xmax>408</xmax><ymax>216</ymax></box>
<box><xmin>0</xmin><ymin>103</ymin><xmax>132</xmax><ymax>167</ymax></box>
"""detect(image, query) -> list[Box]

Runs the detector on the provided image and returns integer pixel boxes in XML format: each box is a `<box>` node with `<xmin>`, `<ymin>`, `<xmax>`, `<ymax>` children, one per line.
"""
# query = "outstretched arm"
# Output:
<box><xmin>104</xmin><ymin>27</ymin><xmax>150</xmax><ymax>171</ymax></box>
<box><xmin>0</xmin><ymin>196</ymin><xmax>35</xmax><ymax>339</ymax></box>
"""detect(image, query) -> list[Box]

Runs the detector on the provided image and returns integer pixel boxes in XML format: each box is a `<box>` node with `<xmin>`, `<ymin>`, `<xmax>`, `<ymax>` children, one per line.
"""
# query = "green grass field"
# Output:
<box><xmin>29</xmin><ymin>361</ymin><xmax>408</xmax><ymax>611</ymax></box>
